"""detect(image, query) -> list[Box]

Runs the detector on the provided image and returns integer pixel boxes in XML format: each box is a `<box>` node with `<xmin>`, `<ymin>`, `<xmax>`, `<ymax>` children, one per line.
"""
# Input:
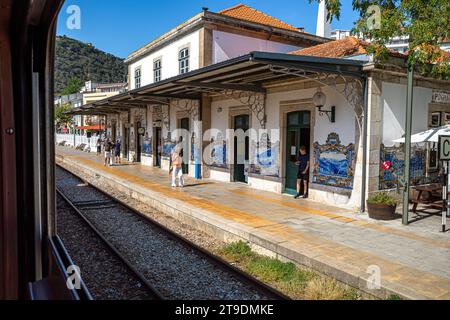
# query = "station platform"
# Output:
<box><xmin>56</xmin><ymin>146</ymin><xmax>450</xmax><ymax>300</ymax></box>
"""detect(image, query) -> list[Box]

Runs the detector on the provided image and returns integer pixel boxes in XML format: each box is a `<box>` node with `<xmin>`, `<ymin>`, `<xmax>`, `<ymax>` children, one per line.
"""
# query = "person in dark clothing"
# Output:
<box><xmin>295</xmin><ymin>146</ymin><xmax>310</xmax><ymax>199</ymax></box>
<box><xmin>104</xmin><ymin>139</ymin><xmax>113</xmax><ymax>166</ymax></box>
<box><xmin>96</xmin><ymin>138</ymin><xmax>102</xmax><ymax>156</ymax></box>
<box><xmin>114</xmin><ymin>139</ymin><xmax>121</xmax><ymax>164</ymax></box>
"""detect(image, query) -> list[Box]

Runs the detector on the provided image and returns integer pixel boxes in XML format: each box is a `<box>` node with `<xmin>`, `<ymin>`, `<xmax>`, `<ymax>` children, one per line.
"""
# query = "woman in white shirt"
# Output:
<box><xmin>171</xmin><ymin>148</ymin><xmax>184</xmax><ymax>188</ymax></box>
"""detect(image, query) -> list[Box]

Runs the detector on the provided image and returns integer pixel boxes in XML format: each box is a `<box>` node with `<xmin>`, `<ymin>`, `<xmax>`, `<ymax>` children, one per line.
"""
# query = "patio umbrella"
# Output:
<box><xmin>393</xmin><ymin>125</ymin><xmax>450</xmax><ymax>144</ymax></box>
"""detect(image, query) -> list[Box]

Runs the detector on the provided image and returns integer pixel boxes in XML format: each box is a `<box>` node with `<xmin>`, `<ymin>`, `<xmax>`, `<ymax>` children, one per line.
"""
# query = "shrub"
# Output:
<box><xmin>367</xmin><ymin>192</ymin><xmax>397</xmax><ymax>207</ymax></box>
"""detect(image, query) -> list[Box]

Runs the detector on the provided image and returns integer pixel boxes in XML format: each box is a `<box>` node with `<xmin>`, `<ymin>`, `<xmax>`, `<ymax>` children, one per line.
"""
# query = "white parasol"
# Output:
<box><xmin>393</xmin><ymin>125</ymin><xmax>450</xmax><ymax>144</ymax></box>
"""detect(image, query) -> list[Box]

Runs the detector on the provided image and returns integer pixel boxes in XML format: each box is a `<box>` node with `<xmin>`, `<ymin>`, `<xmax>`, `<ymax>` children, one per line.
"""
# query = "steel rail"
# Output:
<box><xmin>56</xmin><ymin>164</ymin><xmax>290</xmax><ymax>300</ymax></box>
<box><xmin>56</xmin><ymin>187</ymin><xmax>164</xmax><ymax>300</ymax></box>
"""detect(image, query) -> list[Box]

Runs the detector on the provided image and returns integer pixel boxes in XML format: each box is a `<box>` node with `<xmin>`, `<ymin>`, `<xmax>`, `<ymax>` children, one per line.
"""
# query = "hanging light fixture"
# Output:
<box><xmin>313</xmin><ymin>87</ymin><xmax>335</xmax><ymax>123</ymax></box>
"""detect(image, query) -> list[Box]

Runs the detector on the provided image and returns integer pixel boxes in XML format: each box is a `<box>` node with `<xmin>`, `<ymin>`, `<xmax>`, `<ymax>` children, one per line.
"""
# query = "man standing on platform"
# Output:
<box><xmin>295</xmin><ymin>146</ymin><xmax>310</xmax><ymax>199</ymax></box>
<box><xmin>114</xmin><ymin>139</ymin><xmax>121</xmax><ymax>165</ymax></box>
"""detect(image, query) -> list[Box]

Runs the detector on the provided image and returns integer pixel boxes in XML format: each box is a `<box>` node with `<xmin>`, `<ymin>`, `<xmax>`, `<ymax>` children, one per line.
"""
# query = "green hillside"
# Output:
<box><xmin>55</xmin><ymin>35</ymin><xmax>127</xmax><ymax>94</ymax></box>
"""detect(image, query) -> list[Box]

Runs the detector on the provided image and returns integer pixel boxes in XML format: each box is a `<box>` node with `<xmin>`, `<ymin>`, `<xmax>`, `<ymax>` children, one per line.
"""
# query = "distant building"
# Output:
<box><xmin>79</xmin><ymin>81</ymin><xmax>127</xmax><ymax>134</ymax></box>
<box><xmin>54</xmin><ymin>92</ymin><xmax>83</xmax><ymax>109</ymax></box>
<box><xmin>82</xmin><ymin>81</ymin><xmax>128</xmax><ymax>105</ymax></box>
<box><xmin>55</xmin><ymin>81</ymin><xmax>127</xmax><ymax>135</ymax></box>
<box><xmin>330</xmin><ymin>29</ymin><xmax>351</xmax><ymax>41</ymax></box>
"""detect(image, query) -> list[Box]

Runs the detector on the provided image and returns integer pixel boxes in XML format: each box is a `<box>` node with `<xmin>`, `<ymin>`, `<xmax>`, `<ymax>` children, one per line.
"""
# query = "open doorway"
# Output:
<box><xmin>136</xmin><ymin>121</ymin><xmax>142</xmax><ymax>163</ymax></box>
<box><xmin>233</xmin><ymin>114</ymin><xmax>250</xmax><ymax>183</ymax></box>
<box><xmin>155</xmin><ymin>127</ymin><xmax>162</xmax><ymax>168</ymax></box>
<box><xmin>180</xmin><ymin>117</ymin><xmax>190</xmax><ymax>175</ymax></box>
<box><xmin>285</xmin><ymin>111</ymin><xmax>311</xmax><ymax>195</ymax></box>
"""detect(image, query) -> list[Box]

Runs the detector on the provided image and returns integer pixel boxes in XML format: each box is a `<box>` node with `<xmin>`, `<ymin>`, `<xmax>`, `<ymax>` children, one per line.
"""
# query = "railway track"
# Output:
<box><xmin>56</xmin><ymin>164</ymin><xmax>289</xmax><ymax>300</ymax></box>
<box><xmin>57</xmin><ymin>191</ymin><xmax>163</xmax><ymax>300</ymax></box>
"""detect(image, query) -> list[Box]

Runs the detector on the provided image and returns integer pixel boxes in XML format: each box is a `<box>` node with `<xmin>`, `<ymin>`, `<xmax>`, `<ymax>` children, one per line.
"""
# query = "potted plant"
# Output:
<box><xmin>367</xmin><ymin>192</ymin><xmax>398</xmax><ymax>220</ymax></box>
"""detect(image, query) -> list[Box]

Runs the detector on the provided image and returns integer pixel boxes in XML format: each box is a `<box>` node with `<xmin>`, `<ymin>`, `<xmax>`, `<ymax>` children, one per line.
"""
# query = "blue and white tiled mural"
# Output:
<box><xmin>250</xmin><ymin>133</ymin><xmax>280</xmax><ymax>177</ymax></box>
<box><xmin>162</xmin><ymin>136</ymin><xmax>176</xmax><ymax>159</ymax></box>
<box><xmin>210</xmin><ymin>133</ymin><xmax>227</xmax><ymax>169</ymax></box>
<box><xmin>142</xmin><ymin>136</ymin><xmax>152</xmax><ymax>156</ymax></box>
<box><xmin>313</xmin><ymin>133</ymin><xmax>355</xmax><ymax>189</ymax></box>
<box><xmin>379</xmin><ymin>144</ymin><xmax>437</xmax><ymax>190</ymax></box>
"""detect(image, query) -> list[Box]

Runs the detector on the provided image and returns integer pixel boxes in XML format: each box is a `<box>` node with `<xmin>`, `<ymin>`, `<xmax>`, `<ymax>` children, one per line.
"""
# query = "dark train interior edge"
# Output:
<box><xmin>0</xmin><ymin>0</ymin><xmax>73</xmax><ymax>300</ymax></box>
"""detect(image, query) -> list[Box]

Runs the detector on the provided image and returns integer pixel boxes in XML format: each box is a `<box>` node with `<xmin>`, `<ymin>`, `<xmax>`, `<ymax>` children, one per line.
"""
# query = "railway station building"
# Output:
<box><xmin>68</xmin><ymin>5</ymin><xmax>450</xmax><ymax>212</ymax></box>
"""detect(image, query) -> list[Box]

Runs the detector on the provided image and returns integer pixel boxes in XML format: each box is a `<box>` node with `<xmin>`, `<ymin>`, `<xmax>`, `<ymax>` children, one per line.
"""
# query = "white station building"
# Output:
<box><xmin>69</xmin><ymin>4</ymin><xmax>450</xmax><ymax>212</ymax></box>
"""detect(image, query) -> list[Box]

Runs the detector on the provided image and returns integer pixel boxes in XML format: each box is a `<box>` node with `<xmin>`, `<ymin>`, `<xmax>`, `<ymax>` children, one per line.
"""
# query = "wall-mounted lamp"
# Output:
<box><xmin>313</xmin><ymin>87</ymin><xmax>336</xmax><ymax>123</ymax></box>
<box><xmin>217</xmin><ymin>106</ymin><xmax>223</xmax><ymax>114</ymax></box>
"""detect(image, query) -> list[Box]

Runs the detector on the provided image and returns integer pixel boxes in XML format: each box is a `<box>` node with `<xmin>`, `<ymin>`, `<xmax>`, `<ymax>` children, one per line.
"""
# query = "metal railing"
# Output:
<box><xmin>55</xmin><ymin>133</ymin><xmax>100</xmax><ymax>150</ymax></box>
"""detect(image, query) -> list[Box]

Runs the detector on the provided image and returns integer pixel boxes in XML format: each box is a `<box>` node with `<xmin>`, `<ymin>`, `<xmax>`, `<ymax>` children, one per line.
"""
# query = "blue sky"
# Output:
<box><xmin>57</xmin><ymin>0</ymin><xmax>359</xmax><ymax>58</ymax></box>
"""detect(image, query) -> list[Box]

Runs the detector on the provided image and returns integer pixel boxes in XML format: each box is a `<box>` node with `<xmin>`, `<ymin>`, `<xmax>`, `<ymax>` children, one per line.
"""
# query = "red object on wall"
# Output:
<box><xmin>381</xmin><ymin>161</ymin><xmax>392</xmax><ymax>171</ymax></box>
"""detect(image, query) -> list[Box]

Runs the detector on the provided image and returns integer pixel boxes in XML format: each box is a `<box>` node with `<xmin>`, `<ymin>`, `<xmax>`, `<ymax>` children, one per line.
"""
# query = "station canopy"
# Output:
<box><xmin>67</xmin><ymin>51</ymin><xmax>366</xmax><ymax>116</ymax></box>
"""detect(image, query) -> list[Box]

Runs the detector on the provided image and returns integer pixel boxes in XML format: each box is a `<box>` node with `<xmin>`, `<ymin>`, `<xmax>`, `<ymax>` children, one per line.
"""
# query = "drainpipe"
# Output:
<box><xmin>196</xmin><ymin>98</ymin><xmax>203</xmax><ymax>179</ymax></box>
<box><xmin>402</xmin><ymin>64</ymin><xmax>414</xmax><ymax>225</ymax></box>
<box><xmin>360</xmin><ymin>77</ymin><xmax>369</xmax><ymax>213</ymax></box>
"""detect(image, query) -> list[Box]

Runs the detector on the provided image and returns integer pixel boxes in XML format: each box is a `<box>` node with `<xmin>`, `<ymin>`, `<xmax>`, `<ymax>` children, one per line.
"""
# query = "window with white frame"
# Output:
<box><xmin>154</xmin><ymin>59</ymin><xmax>162</xmax><ymax>82</ymax></box>
<box><xmin>135</xmin><ymin>67</ymin><xmax>141</xmax><ymax>89</ymax></box>
<box><xmin>179</xmin><ymin>47</ymin><xmax>189</xmax><ymax>74</ymax></box>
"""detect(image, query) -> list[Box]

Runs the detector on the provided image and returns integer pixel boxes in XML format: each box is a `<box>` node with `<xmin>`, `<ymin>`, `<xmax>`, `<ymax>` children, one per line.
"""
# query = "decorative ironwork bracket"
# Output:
<box><xmin>222</xmin><ymin>90</ymin><xmax>267</xmax><ymax>129</ymax></box>
<box><xmin>269</xmin><ymin>65</ymin><xmax>364</xmax><ymax>130</ymax></box>
<box><xmin>179</xmin><ymin>86</ymin><xmax>267</xmax><ymax>129</ymax></box>
<box><xmin>174</xmin><ymin>99</ymin><xmax>200</xmax><ymax>121</ymax></box>
<box><xmin>153</xmin><ymin>105</ymin><xmax>170</xmax><ymax>132</ymax></box>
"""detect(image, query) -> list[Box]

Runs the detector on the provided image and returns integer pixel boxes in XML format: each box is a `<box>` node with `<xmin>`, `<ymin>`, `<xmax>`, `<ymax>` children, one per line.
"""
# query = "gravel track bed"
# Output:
<box><xmin>56</xmin><ymin>166</ymin><xmax>268</xmax><ymax>300</ymax></box>
<box><xmin>57</xmin><ymin>161</ymin><xmax>224</xmax><ymax>254</ymax></box>
<box><xmin>56</xmin><ymin>194</ymin><xmax>156</xmax><ymax>300</ymax></box>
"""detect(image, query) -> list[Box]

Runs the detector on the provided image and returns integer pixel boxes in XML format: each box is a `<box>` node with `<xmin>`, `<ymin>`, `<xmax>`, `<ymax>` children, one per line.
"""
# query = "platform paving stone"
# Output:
<box><xmin>56</xmin><ymin>146</ymin><xmax>450</xmax><ymax>300</ymax></box>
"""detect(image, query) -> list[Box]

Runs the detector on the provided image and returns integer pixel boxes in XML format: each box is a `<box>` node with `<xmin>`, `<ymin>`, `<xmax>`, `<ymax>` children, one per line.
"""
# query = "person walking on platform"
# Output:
<box><xmin>171</xmin><ymin>147</ymin><xmax>184</xmax><ymax>188</ymax></box>
<box><xmin>295</xmin><ymin>146</ymin><xmax>310</xmax><ymax>199</ymax></box>
<box><xmin>104</xmin><ymin>139</ymin><xmax>113</xmax><ymax>167</ymax></box>
<box><xmin>114</xmin><ymin>139</ymin><xmax>121</xmax><ymax>165</ymax></box>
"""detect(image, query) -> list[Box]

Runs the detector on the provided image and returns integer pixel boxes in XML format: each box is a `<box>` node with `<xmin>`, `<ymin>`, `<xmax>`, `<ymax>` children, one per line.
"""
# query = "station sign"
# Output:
<box><xmin>439</xmin><ymin>136</ymin><xmax>450</xmax><ymax>161</ymax></box>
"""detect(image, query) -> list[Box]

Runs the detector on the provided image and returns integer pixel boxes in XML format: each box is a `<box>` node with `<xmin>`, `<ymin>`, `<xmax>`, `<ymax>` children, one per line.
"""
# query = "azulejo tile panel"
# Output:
<box><xmin>209</xmin><ymin>132</ymin><xmax>228</xmax><ymax>169</ymax></box>
<box><xmin>142</xmin><ymin>135</ymin><xmax>152</xmax><ymax>156</ymax></box>
<box><xmin>250</xmin><ymin>133</ymin><xmax>280</xmax><ymax>178</ymax></box>
<box><xmin>163</xmin><ymin>137</ymin><xmax>176</xmax><ymax>159</ymax></box>
<box><xmin>313</xmin><ymin>133</ymin><xmax>355</xmax><ymax>190</ymax></box>
<box><xmin>379</xmin><ymin>144</ymin><xmax>439</xmax><ymax>190</ymax></box>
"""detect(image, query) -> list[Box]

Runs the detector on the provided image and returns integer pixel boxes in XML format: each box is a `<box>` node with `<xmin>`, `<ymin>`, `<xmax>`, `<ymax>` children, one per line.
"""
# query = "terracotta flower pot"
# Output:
<box><xmin>367</xmin><ymin>202</ymin><xmax>397</xmax><ymax>221</ymax></box>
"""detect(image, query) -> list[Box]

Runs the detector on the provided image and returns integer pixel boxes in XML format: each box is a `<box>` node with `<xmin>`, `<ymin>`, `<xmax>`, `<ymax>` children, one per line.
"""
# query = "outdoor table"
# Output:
<box><xmin>410</xmin><ymin>184</ymin><xmax>443</xmax><ymax>213</ymax></box>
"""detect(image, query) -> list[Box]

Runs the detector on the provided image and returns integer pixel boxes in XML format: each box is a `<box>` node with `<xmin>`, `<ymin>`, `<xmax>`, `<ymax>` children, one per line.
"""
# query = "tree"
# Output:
<box><xmin>311</xmin><ymin>0</ymin><xmax>450</xmax><ymax>79</ymax></box>
<box><xmin>60</xmin><ymin>78</ymin><xmax>83</xmax><ymax>96</ymax></box>
<box><xmin>55</xmin><ymin>103</ymin><xmax>73</xmax><ymax>131</ymax></box>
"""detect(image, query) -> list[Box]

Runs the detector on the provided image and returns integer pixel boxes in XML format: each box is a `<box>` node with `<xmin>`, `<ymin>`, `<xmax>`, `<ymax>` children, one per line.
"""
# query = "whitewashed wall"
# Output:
<box><xmin>209</xmin><ymin>85</ymin><xmax>357</xmax><ymax>196</ymax></box>
<box><xmin>128</xmin><ymin>30</ymin><xmax>201</xmax><ymax>89</ymax></box>
<box><xmin>381</xmin><ymin>82</ymin><xmax>433</xmax><ymax>146</ymax></box>
<box><xmin>128</xmin><ymin>28</ymin><xmax>304</xmax><ymax>90</ymax></box>
<box><xmin>210</xmin><ymin>87</ymin><xmax>355</xmax><ymax>147</ymax></box>
<box><xmin>212</xmin><ymin>30</ymin><xmax>301</xmax><ymax>64</ymax></box>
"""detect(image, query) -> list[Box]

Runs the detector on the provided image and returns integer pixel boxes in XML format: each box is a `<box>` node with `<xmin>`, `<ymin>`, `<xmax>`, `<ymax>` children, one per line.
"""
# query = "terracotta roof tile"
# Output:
<box><xmin>290</xmin><ymin>36</ymin><xmax>409</xmax><ymax>59</ymax></box>
<box><xmin>290</xmin><ymin>37</ymin><xmax>369</xmax><ymax>58</ymax></box>
<box><xmin>218</xmin><ymin>4</ymin><xmax>299</xmax><ymax>32</ymax></box>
